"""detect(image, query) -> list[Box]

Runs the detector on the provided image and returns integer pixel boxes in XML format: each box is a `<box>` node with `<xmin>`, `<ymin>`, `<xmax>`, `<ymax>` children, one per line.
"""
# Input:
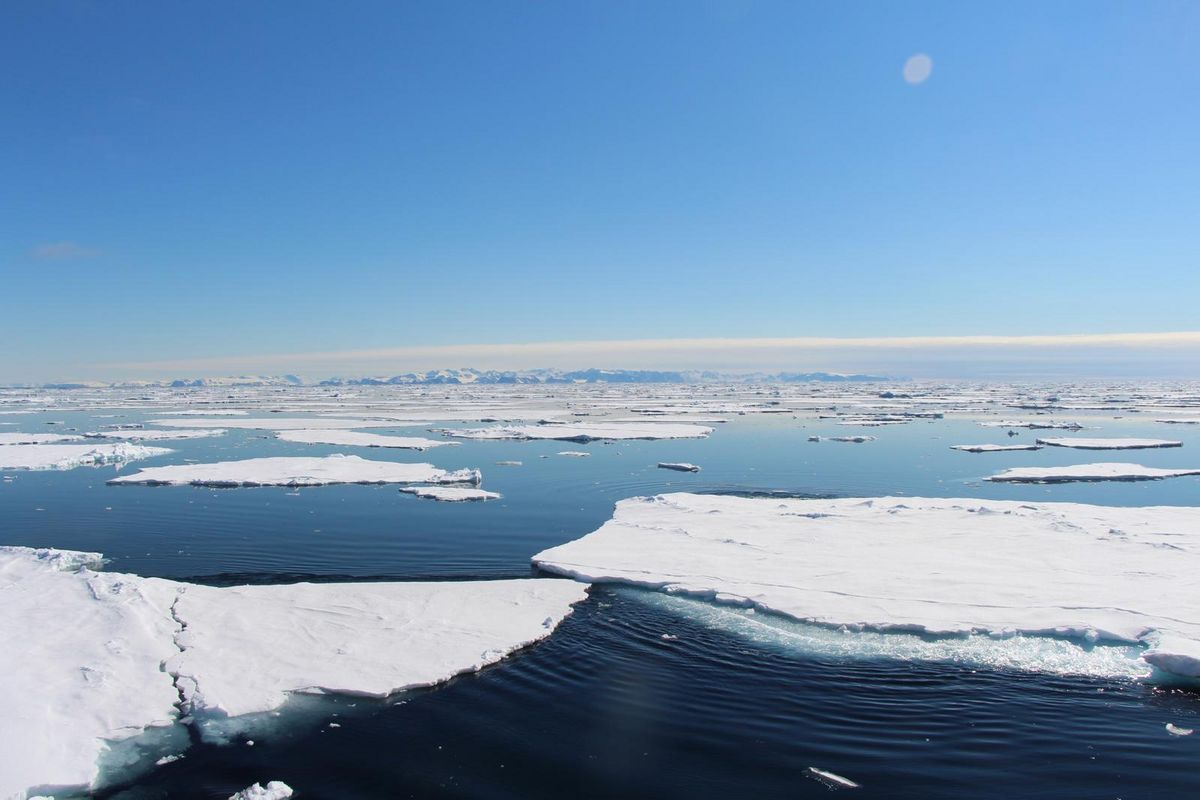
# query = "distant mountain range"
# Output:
<box><xmin>21</xmin><ymin>369</ymin><xmax>900</xmax><ymax>389</ymax></box>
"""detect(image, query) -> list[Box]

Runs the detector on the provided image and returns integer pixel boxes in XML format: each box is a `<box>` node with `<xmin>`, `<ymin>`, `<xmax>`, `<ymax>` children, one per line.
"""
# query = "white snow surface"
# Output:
<box><xmin>1035</xmin><ymin>437</ymin><xmax>1183</xmax><ymax>450</ymax></box>
<box><xmin>950</xmin><ymin>443</ymin><xmax>1043</xmax><ymax>452</ymax></box>
<box><xmin>84</xmin><ymin>429</ymin><xmax>226</xmax><ymax>442</ymax></box>
<box><xmin>107</xmin><ymin>454</ymin><xmax>481</xmax><ymax>487</ymax></box>
<box><xmin>399</xmin><ymin>486</ymin><xmax>501</xmax><ymax>501</ymax></box>
<box><xmin>438</xmin><ymin>422</ymin><xmax>713</xmax><ymax>442</ymax></box>
<box><xmin>149</xmin><ymin>417</ymin><xmax>411</xmax><ymax>430</ymax></box>
<box><xmin>0</xmin><ymin>547</ymin><xmax>587</xmax><ymax>798</ymax></box>
<box><xmin>228</xmin><ymin>782</ymin><xmax>293</xmax><ymax>800</ymax></box>
<box><xmin>532</xmin><ymin>493</ymin><xmax>1200</xmax><ymax>681</ymax></box>
<box><xmin>0</xmin><ymin>443</ymin><xmax>172</xmax><ymax>471</ymax></box>
<box><xmin>987</xmin><ymin>462</ymin><xmax>1200</xmax><ymax>483</ymax></box>
<box><xmin>275</xmin><ymin>429</ymin><xmax>454</xmax><ymax>450</ymax></box>
<box><xmin>0</xmin><ymin>432</ymin><xmax>83</xmax><ymax>445</ymax></box>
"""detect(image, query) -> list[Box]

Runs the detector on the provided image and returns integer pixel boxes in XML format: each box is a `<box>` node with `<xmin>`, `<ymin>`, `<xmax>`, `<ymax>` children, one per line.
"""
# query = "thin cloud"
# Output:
<box><xmin>103</xmin><ymin>331</ymin><xmax>1200</xmax><ymax>375</ymax></box>
<box><xmin>30</xmin><ymin>241</ymin><xmax>98</xmax><ymax>261</ymax></box>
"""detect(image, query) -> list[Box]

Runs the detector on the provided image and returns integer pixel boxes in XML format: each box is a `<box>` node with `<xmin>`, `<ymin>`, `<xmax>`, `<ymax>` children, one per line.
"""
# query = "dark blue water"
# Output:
<box><xmin>3</xmin><ymin>407</ymin><xmax>1200</xmax><ymax>798</ymax></box>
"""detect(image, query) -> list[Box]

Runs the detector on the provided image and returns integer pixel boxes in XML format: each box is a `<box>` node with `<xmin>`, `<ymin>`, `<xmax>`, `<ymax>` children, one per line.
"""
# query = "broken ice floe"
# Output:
<box><xmin>399</xmin><ymin>486</ymin><xmax>501</xmax><ymax>502</ymax></box>
<box><xmin>437</xmin><ymin>422</ymin><xmax>713</xmax><ymax>442</ymax></box>
<box><xmin>1034</xmin><ymin>437</ymin><xmax>1182</xmax><ymax>450</ymax></box>
<box><xmin>986</xmin><ymin>463</ymin><xmax>1200</xmax><ymax>483</ymax></box>
<box><xmin>275</xmin><ymin>429</ymin><xmax>456</xmax><ymax>450</ymax></box>
<box><xmin>950</xmin><ymin>444</ymin><xmax>1043</xmax><ymax>452</ymax></box>
<box><xmin>0</xmin><ymin>443</ymin><xmax>172</xmax><ymax>471</ymax></box>
<box><xmin>657</xmin><ymin>462</ymin><xmax>701</xmax><ymax>472</ymax></box>
<box><xmin>106</xmin><ymin>454</ymin><xmax>481</xmax><ymax>487</ymax></box>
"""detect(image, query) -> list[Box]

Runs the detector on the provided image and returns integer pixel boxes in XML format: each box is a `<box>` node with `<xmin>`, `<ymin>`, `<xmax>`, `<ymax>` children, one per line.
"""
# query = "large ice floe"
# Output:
<box><xmin>0</xmin><ymin>432</ymin><xmax>83</xmax><ymax>445</ymax></box>
<box><xmin>532</xmin><ymin>493</ymin><xmax>1200</xmax><ymax>683</ymax></box>
<box><xmin>1035</xmin><ymin>437</ymin><xmax>1183</xmax><ymax>450</ymax></box>
<box><xmin>437</xmin><ymin>422</ymin><xmax>714</xmax><ymax>442</ymax></box>
<box><xmin>987</xmin><ymin>462</ymin><xmax>1200</xmax><ymax>483</ymax></box>
<box><xmin>0</xmin><ymin>442</ymin><xmax>172</xmax><ymax>471</ymax></box>
<box><xmin>106</xmin><ymin>454</ymin><xmax>481</xmax><ymax>487</ymax></box>
<box><xmin>950</xmin><ymin>443</ymin><xmax>1043</xmax><ymax>452</ymax></box>
<box><xmin>148</xmin><ymin>417</ymin><xmax>414</xmax><ymax>430</ymax></box>
<box><xmin>275</xmin><ymin>429</ymin><xmax>454</xmax><ymax>450</ymax></box>
<box><xmin>82</xmin><ymin>428</ymin><xmax>226</xmax><ymax>442</ymax></box>
<box><xmin>0</xmin><ymin>546</ymin><xmax>587</xmax><ymax>798</ymax></box>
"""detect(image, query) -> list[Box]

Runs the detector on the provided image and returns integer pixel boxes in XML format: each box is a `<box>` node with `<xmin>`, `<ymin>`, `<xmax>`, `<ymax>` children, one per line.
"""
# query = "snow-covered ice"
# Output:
<box><xmin>399</xmin><ymin>486</ymin><xmax>501</xmax><ymax>501</ymax></box>
<box><xmin>107</xmin><ymin>454</ymin><xmax>481</xmax><ymax>487</ymax></box>
<box><xmin>1035</xmin><ymin>437</ymin><xmax>1182</xmax><ymax>450</ymax></box>
<box><xmin>987</xmin><ymin>463</ymin><xmax>1200</xmax><ymax>483</ymax></box>
<box><xmin>438</xmin><ymin>422</ymin><xmax>713</xmax><ymax>442</ymax></box>
<box><xmin>84</xmin><ymin>429</ymin><xmax>226</xmax><ymax>442</ymax></box>
<box><xmin>149</xmin><ymin>417</ymin><xmax>413</xmax><ymax>430</ymax></box>
<box><xmin>557</xmin><ymin>451</ymin><xmax>591</xmax><ymax>457</ymax></box>
<box><xmin>0</xmin><ymin>443</ymin><xmax>172</xmax><ymax>471</ymax></box>
<box><xmin>228</xmin><ymin>781</ymin><xmax>294</xmax><ymax>800</ymax></box>
<box><xmin>0</xmin><ymin>432</ymin><xmax>83</xmax><ymax>445</ymax></box>
<box><xmin>275</xmin><ymin>429</ymin><xmax>455</xmax><ymax>450</ymax></box>
<box><xmin>532</xmin><ymin>493</ymin><xmax>1200</xmax><ymax>682</ymax></box>
<box><xmin>950</xmin><ymin>443</ymin><xmax>1043</xmax><ymax>452</ymax></box>
<box><xmin>0</xmin><ymin>546</ymin><xmax>587</xmax><ymax>798</ymax></box>
<box><xmin>658</xmin><ymin>462</ymin><xmax>701</xmax><ymax>472</ymax></box>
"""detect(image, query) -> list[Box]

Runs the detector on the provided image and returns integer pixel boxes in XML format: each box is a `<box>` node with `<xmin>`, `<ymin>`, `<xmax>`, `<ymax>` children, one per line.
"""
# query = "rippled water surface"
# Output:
<box><xmin>3</xmin><ymin>408</ymin><xmax>1199</xmax><ymax>798</ymax></box>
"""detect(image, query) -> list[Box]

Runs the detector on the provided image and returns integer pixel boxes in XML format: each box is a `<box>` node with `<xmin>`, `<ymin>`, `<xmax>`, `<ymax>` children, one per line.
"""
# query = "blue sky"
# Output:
<box><xmin>3</xmin><ymin>1</ymin><xmax>1199</xmax><ymax>381</ymax></box>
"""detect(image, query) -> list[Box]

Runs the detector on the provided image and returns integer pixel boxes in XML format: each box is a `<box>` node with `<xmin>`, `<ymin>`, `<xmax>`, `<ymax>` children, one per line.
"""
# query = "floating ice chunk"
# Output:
<box><xmin>809</xmin><ymin>435</ymin><xmax>876</xmax><ymax>443</ymax></box>
<box><xmin>438</xmin><ymin>422</ymin><xmax>713</xmax><ymax>442</ymax></box>
<box><xmin>950</xmin><ymin>444</ymin><xmax>1043</xmax><ymax>452</ymax></box>
<box><xmin>807</xmin><ymin>767</ymin><xmax>860</xmax><ymax>789</ymax></box>
<box><xmin>980</xmin><ymin>420</ymin><xmax>1085</xmax><ymax>430</ymax></box>
<box><xmin>0</xmin><ymin>442</ymin><xmax>172</xmax><ymax>471</ymax></box>
<box><xmin>557</xmin><ymin>451</ymin><xmax>590</xmax><ymax>457</ymax></box>
<box><xmin>0</xmin><ymin>548</ymin><xmax>587</xmax><ymax>798</ymax></box>
<box><xmin>1166</xmin><ymin>723</ymin><xmax>1194</xmax><ymax>736</ymax></box>
<box><xmin>83</xmin><ymin>429</ymin><xmax>226</xmax><ymax>441</ymax></box>
<box><xmin>107</xmin><ymin>454</ymin><xmax>481</xmax><ymax>487</ymax></box>
<box><xmin>532</xmin><ymin>493</ymin><xmax>1200</xmax><ymax>681</ymax></box>
<box><xmin>228</xmin><ymin>780</ymin><xmax>294</xmax><ymax>799</ymax></box>
<box><xmin>658</xmin><ymin>462</ymin><xmax>701</xmax><ymax>472</ymax></box>
<box><xmin>0</xmin><ymin>432</ymin><xmax>83</xmax><ymax>445</ymax></box>
<box><xmin>400</xmin><ymin>485</ymin><xmax>501</xmax><ymax>501</ymax></box>
<box><xmin>149</xmin><ymin>418</ymin><xmax>413</xmax><ymax>430</ymax></box>
<box><xmin>1035</xmin><ymin>437</ymin><xmax>1182</xmax><ymax>450</ymax></box>
<box><xmin>275</xmin><ymin>429</ymin><xmax>455</xmax><ymax>450</ymax></box>
<box><xmin>987</xmin><ymin>463</ymin><xmax>1200</xmax><ymax>483</ymax></box>
<box><xmin>495</xmin><ymin>460</ymin><xmax>523</xmax><ymax>466</ymax></box>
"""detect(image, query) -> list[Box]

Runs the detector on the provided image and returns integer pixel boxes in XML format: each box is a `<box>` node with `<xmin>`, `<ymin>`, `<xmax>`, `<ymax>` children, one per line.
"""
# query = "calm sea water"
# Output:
<box><xmin>3</xmin><ymin>409</ymin><xmax>1199</xmax><ymax>798</ymax></box>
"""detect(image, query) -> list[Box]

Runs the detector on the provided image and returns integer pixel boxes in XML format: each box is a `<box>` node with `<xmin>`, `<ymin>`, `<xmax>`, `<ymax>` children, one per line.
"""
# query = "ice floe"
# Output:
<box><xmin>1035</xmin><ymin>437</ymin><xmax>1182</xmax><ymax>450</ymax></box>
<box><xmin>532</xmin><ymin>493</ymin><xmax>1200</xmax><ymax>682</ymax></box>
<box><xmin>399</xmin><ymin>486</ymin><xmax>501</xmax><ymax>501</ymax></box>
<box><xmin>149</xmin><ymin>417</ymin><xmax>412</xmax><ymax>430</ymax></box>
<box><xmin>106</xmin><ymin>454</ymin><xmax>481</xmax><ymax>487</ymax></box>
<box><xmin>0</xmin><ymin>546</ymin><xmax>587</xmax><ymax>798</ymax></box>
<box><xmin>987</xmin><ymin>463</ymin><xmax>1200</xmax><ymax>483</ymax></box>
<box><xmin>438</xmin><ymin>422</ymin><xmax>713</xmax><ymax>442</ymax></box>
<box><xmin>228</xmin><ymin>782</ymin><xmax>294</xmax><ymax>800</ymax></box>
<box><xmin>950</xmin><ymin>443</ymin><xmax>1043</xmax><ymax>452</ymax></box>
<box><xmin>657</xmin><ymin>462</ymin><xmax>701</xmax><ymax>472</ymax></box>
<box><xmin>0</xmin><ymin>432</ymin><xmax>83</xmax><ymax>445</ymax></box>
<box><xmin>557</xmin><ymin>451</ymin><xmax>591</xmax><ymax>457</ymax></box>
<box><xmin>0</xmin><ymin>443</ymin><xmax>172</xmax><ymax>471</ymax></box>
<box><xmin>83</xmin><ymin>429</ymin><xmax>226</xmax><ymax>442</ymax></box>
<box><xmin>275</xmin><ymin>429</ymin><xmax>455</xmax><ymax>450</ymax></box>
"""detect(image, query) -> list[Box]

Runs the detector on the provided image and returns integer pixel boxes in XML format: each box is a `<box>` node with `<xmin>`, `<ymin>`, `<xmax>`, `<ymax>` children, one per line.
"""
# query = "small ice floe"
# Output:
<box><xmin>275</xmin><ymin>429</ymin><xmax>455</xmax><ymax>451</ymax></box>
<box><xmin>987</xmin><ymin>463</ymin><xmax>1200</xmax><ymax>484</ymax></box>
<box><xmin>437</xmin><ymin>422</ymin><xmax>713</xmax><ymax>442</ymax></box>
<box><xmin>658</xmin><ymin>462</ymin><xmax>701</xmax><ymax>473</ymax></box>
<box><xmin>1166</xmin><ymin>723</ymin><xmax>1194</xmax><ymax>736</ymax></box>
<box><xmin>0</xmin><ymin>443</ymin><xmax>172</xmax><ymax>471</ymax></box>
<box><xmin>107</xmin><ymin>454</ymin><xmax>482</xmax><ymax>487</ymax></box>
<box><xmin>400</xmin><ymin>486</ymin><xmax>501</xmax><ymax>502</ymax></box>
<box><xmin>495</xmin><ymin>460</ymin><xmax>523</xmax><ymax>466</ymax></box>
<box><xmin>950</xmin><ymin>444</ymin><xmax>1043</xmax><ymax>453</ymax></box>
<box><xmin>1035</xmin><ymin>437</ymin><xmax>1183</xmax><ymax>450</ymax></box>
<box><xmin>155</xmin><ymin>754</ymin><xmax>183</xmax><ymax>766</ymax></box>
<box><xmin>0</xmin><ymin>432</ymin><xmax>84</xmax><ymax>445</ymax></box>
<box><xmin>980</xmin><ymin>420</ymin><xmax>1085</xmax><ymax>430</ymax></box>
<box><xmin>810</xmin><ymin>435</ymin><xmax>876</xmax><ymax>443</ymax></box>
<box><xmin>149</xmin><ymin>417</ymin><xmax>410</xmax><ymax>430</ymax></box>
<box><xmin>82</xmin><ymin>428</ymin><xmax>226</xmax><ymax>442</ymax></box>
<box><xmin>806</xmin><ymin>766</ymin><xmax>860</xmax><ymax>789</ymax></box>
<box><xmin>558</xmin><ymin>451</ymin><xmax>591</xmax><ymax>457</ymax></box>
<box><xmin>228</xmin><ymin>781</ymin><xmax>294</xmax><ymax>800</ymax></box>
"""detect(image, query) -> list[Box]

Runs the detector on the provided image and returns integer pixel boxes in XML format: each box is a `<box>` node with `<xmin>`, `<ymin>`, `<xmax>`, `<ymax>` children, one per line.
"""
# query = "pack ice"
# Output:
<box><xmin>106</xmin><ymin>454</ymin><xmax>481</xmax><ymax>487</ymax></box>
<box><xmin>437</xmin><ymin>421</ymin><xmax>714</xmax><ymax>442</ymax></box>
<box><xmin>0</xmin><ymin>546</ymin><xmax>587</xmax><ymax>799</ymax></box>
<box><xmin>532</xmin><ymin>493</ymin><xmax>1200</xmax><ymax>682</ymax></box>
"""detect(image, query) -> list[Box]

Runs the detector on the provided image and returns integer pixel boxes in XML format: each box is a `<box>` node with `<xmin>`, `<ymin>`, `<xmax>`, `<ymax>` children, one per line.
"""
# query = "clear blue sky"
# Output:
<box><xmin>3</xmin><ymin>1</ymin><xmax>1199</xmax><ymax>380</ymax></box>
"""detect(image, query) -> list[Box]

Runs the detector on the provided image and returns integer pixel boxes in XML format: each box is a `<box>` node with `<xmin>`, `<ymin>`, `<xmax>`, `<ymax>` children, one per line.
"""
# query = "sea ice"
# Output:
<box><xmin>275</xmin><ymin>429</ymin><xmax>454</xmax><ymax>450</ymax></box>
<box><xmin>107</xmin><ymin>454</ymin><xmax>481</xmax><ymax>487</ymax></box>
<box><xmin>0</xmin><ymin>443</ymin><xmax>172</xmax><ymax>471</ymax></box>
<box><xmin>987</xmin><ymin>463</ymin><xmax>1200</xmax><ymax>483</ymax></box>
<box><xmin>950</xmin><ymin>444</ymin><xmax>1043</xmax><ymax>452</ymax></box>
<box><xmin>1035</xmin><ymin>437</ymin><xmax>1183</xmax><ymax>450</ymax></box>
<box><xmin>228</xmin><ymin>782</ymin><xmax>294</xmax><ymax>800</ymax></box>
<box><xmin>0</xmin><ymin>432</ymin><xmax>83</xmax><ymax>445</ymax></box>
<box><xmin>399</xmin><ymin>486</ymin><xmax>501</xmax><ymax>501</ymax></box>
<box><xmin>83</xmin><ymin>429</ymin><xmax>226</xmax><ymax>442</ymax></box>
<box><xmin>438</xmin><ymin>422</ymin><xmax>713</xmax><ymax>442</ymax></box>
<box><xmin>532</xmin><ymin>493</ymin><xmax>1200</xmax><ymax>682</ymax></box>
<box><xmin>658</xmin><ymin>462</ymin><xmax>701</xmax><ymax>472</ymax></box>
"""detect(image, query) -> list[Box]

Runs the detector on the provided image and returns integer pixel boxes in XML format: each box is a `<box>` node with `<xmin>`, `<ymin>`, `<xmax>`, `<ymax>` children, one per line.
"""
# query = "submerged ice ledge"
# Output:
<box><xmin>106</xmin><ymin>454</ymin><xmax>481</xmax><ymax>487</ymax></box>
<box><xmin>532</xmin><ymin>493</ymin><xmax>1200</xmax><ymax>683</ymax></box>
<box><xmin>0</xmin><ymin>546</ymin><xmax>587</xmax><ymax>799</ymax></box>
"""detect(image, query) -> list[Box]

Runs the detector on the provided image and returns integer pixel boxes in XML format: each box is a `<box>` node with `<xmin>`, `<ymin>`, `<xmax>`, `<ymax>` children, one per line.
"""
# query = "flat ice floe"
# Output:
<box><xmin>1035</xmin><ymin>437</ymin><xmax>1183</xmax><ymax>450</ymax></box>
<box><xmin>228</xmin><ymin>782</ymin><xmax>294</xmax><ymax>800</ymax></box>
<box><xmin>0</xmin><ymin>546</ymin><xmax>587</xmax><ymax>798</ymax></box>
<box><xmin>275</xmin><ymin>429</ymin><xmax>455</xmax><ymax>450</ymax></box>
<box><xmin>532</xmin><ymin>493</ymin><xmax>1200</xmax><ymax>682</ymax></box>
<box><xmin>980</xmin><ymin>419</ymin><xmax>1085</xmax><ymax>430</ymax></box>
<box><xmin>438</xmin><ymin>422</ymin><xmax>713</xmax><ymax>442</ymax></box>
<box><xmin>0</xmin><ymin>442</ymin><xmax>172</xmax><ymax>471</ymax></box>
<box><xmin>658</xmin><ymin>462</ymin><xmax>701</xmax><ymax>472</ymax></box>
<box><xmin>107</xmin><ymin>454</ymin><xmax>481</xmax><ymax>487</ymax></box>
<box><xmin>0</xmin><ymin>432</ymin><xmax>83</xmax><ymax>445</ymax></box>
<box><xmin>399</xmin><ymin>485</ymin><xmax>501</xmax><ymax>501</ymax></box>
<box><xmin>83</xmin><ymin>428</ymin><xmax>226</xmax><ymax>441</ymax></box>
<box><xmin>987</xmin><ymin>462</ymin><xmax>1200</xmax><ymax>483</ymax></box>
<box><xmin>149</xmin><ymin>417</ymin><xmax>412</xmax><ymax>430</ymax></box>
<box><xmin>950</xmin><ymin>443</ymin><xmax>1043</xmax><ymax>452</ymax></box>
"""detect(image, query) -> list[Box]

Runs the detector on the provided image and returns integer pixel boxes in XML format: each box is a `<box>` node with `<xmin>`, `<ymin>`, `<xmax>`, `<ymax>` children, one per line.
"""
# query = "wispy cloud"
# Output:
<box><xmin>102</xmin><ymin>331</ymin><xmax>1200</xmax><ymax>378</ymax></box>
<box><xmin>29</xmin><ymin>241</ymin><xmax>98</xmax><ymax>261</ymax></box>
